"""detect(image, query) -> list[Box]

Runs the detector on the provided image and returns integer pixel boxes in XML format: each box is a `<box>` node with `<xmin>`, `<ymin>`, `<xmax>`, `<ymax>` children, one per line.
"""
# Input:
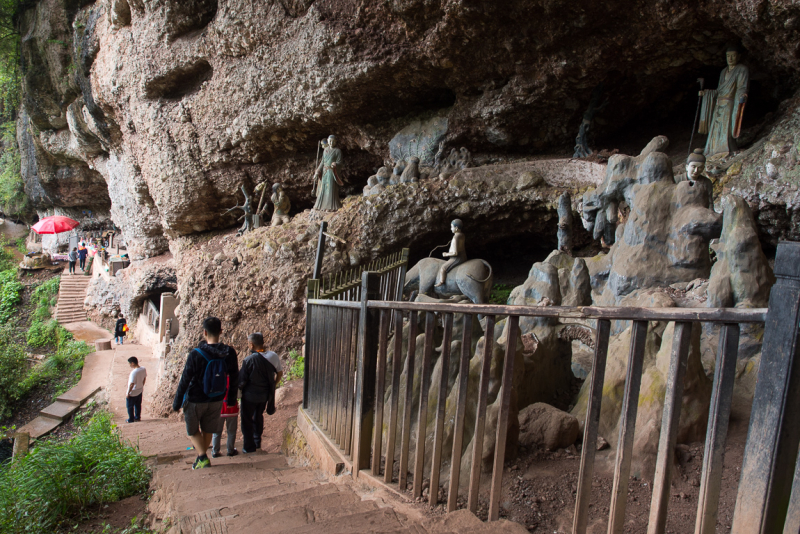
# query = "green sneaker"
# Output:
<box><xmin>192</xmin><ymin>455</ymin><xmax>211</xmax><ymax>470</ymax></box>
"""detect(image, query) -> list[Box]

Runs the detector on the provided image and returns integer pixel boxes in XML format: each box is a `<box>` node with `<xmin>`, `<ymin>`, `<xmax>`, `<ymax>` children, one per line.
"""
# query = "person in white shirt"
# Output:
<box><xmin>126</xmin><ymin>356</ymin><xmax>147</xmax><ymax>423</ymax></box>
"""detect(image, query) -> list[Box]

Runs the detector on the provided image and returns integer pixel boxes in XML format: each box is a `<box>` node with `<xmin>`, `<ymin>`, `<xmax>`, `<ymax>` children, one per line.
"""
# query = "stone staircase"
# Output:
<box><xmin>147</xmin><ymin>449</ymin><xmax>516</xmax><ymax>534</ymax></box>
<box><xmin>55</xmin><ymin>270</ymin><xmax>91</xmax><ymax>323</ymax></box>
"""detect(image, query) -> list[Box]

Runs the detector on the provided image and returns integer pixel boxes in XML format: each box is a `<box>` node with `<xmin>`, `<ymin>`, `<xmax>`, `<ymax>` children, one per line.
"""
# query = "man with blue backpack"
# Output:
<box><xmin>172</xmin><ymin>317</ymin><xmax>239</xmax><ymax>470</ymax></box>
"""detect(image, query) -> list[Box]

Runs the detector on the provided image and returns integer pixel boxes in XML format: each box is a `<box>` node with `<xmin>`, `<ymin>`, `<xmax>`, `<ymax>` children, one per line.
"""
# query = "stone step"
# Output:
<box><xmin>272</xmin><ymin>507</ymin><xmax>405</xmax><ymax>534</ymax></box>
<box><xmin>40</xmin><ymin>400</ymin><xmax>81</xmax><ymax>421</ymax></box>
<box><xmin>16</xmin><ymin>416</ymin><xmax>61</xmax><ymax>439</ymax></box>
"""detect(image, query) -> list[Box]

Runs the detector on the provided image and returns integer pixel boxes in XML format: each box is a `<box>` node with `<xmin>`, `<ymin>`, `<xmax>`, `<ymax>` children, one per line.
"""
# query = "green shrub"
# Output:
<box><xmin>489</xmin><ymin>283</ymin><xmax>514</xmax><ymax>305</ymax></box>
<box><xmin>14</xmin><ymin>236</ymin><xmax>24</xmax><ymax>254</ymax></box>
<box><xmin>0</xmin><ymin>337</ymin><xmax>28</xmax><ymax>418</ymax></box>
<box><xmin>281</xmin><ymin>349</ymin><xmax>304</xmax><ymax>385</ymax></box>
<box><xmin>0</xmin><ymin>411</ymin><xmax>151</xmax><ymax>533</ymax></box>
<box><xmin>22</xmin><ymin>327</ymin><xmax>90</xmax><ymax>395</ymax></box>
<box><xmin>0</xmin><ymin>269</ymin><xmax>21</xmax><ymax>322</ymax></box>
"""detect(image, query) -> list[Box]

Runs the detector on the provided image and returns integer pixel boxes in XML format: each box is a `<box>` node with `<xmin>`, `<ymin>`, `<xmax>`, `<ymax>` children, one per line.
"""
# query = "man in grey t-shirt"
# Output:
<box><xmin>238</xmin><ymin>333</ymin><xmax>283</xmax><ymax>452</ymax></box>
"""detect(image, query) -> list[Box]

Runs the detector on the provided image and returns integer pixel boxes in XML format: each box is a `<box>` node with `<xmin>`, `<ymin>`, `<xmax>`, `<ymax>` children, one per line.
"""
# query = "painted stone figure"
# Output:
<box><xmin>222</xmin><ymin>185</ymin><xmax>255</xmax><ymax>236</ymax></box>
<box><xmin>685</xmin><ymin>148</ymin><xmax>713</xmax><ymax>210</ymax></box>
<box><xmin>270</xmin><ymin>183</ymin><xmax>291</xmax><ymax>226</ymax></box>
<box><xmin>699</xmin><ymin>47</ymin><xmax>749</xmax><ymax>158</ymax></box>
<box><xmin>435</xmin><ymin>219</ymin><xmax>467</xmax><ymax>288</ymax></box>
<box><xmin>313</xmin><ymin>135</ymin><xmax>344</xmax><ymax>212</ymax></box>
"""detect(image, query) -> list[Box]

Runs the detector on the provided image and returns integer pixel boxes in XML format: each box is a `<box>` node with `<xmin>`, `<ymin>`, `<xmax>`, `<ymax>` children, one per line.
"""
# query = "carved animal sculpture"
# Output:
<box><xmin>404</xmin><ymin>257</ymin><xmax>493</xmax><ymax>305</ymax></box>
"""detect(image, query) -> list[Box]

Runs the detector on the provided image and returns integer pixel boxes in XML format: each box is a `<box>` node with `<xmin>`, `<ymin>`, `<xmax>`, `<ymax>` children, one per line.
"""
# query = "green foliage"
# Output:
<box><xmin>489</xmin><ymin>283</ymin><xmax>514</xmax><ymax>305</ymax></box>
<box><xmin>13</xmin><ymin>236</ymin><xmax>23</xmax><ymax>253</ymax></box>
<box><xmin>26</xmin><ymin>276</ymin><xmax>60</xmax><ymax>340</ymax></box>
<box><xmin>0</xmin><ymin>411</ymin><xmax>151</xmax><ymax>533</ymax></box>
<box><xmin>0</xmin><ymin>325</ymin><xmax>28</xmax><ymax>418</ymax></box>
<box><xmin>22</xmin><ymin>326</ymin><xmax>91</xmax><ymax>397</ymax></box>
<box><xmin>281</xmin><ymin>349</ymin><xmax>304</xmax><ymax>385</ymax></box>
<box><xmin>0</xmin><ymin>122</ymin><xmax>26</xmax><ymax>219</ymax></box>
<box><xmin>0</xmin><ymin>268</ymin><xmax>21</xmax><ymax>322</ymax></box>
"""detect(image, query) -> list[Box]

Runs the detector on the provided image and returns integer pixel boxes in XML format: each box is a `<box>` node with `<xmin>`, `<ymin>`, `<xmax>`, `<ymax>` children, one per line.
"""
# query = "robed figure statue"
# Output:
<box><xmin>313</xmin><ymin>135</ymin><xmax>344</xmax><ymax>211</ymax></box>
<box><xmin>698</xmin><ymin>46</ymin><xmax>749</xmax><ymax>158</ymax></box>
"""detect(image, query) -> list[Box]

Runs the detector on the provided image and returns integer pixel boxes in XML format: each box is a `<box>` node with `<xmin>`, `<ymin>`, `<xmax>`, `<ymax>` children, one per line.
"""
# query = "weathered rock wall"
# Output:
<box><xmin>14</xmin><ymin>0</ymin><xmax>800</xmax><ymax>258</ymax></box>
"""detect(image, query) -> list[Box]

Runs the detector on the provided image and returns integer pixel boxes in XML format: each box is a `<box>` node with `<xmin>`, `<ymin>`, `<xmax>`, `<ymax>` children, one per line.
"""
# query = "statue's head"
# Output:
<box><xmin>272</xmin><ymin>183</ymin><xmax>282</xmax><ymax>193</ymax></box>
<box><xmin>327</xmin><ymin>135</ymin><xmax>336</xmax><ymax>148</ymax></box>
<box><xmin>686</xmin><ymin>148</ymin><xmax>706</xmax><ymax>182</ymax></box>
<box><xmin>726</xmin><ymin>45</ymin><xmax>740</xmax><ymax>67</ymax></box>
<box><xmin>451</xmin><ymin>219</ymin><xmax>463</xmax><ymax>233</ymax></box>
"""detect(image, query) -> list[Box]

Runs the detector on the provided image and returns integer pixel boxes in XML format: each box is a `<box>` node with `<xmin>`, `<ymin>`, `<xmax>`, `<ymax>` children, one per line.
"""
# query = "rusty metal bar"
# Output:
<box><xmin>413</xmin><ymin>311</ymin><xmax>437</xmax><ymax>499</ymax></box>
<box><xmin>430</xmin><ymin>312</ymin><xmax>454</xmax><ymax>507</ymax></box>
<box><xmin>371</xmin><ymin>309</ymin><xmax>391</xmax><ymax>476</ymax></box>
<box><xmin>399</xmin><ymin>311</ymin><xmax>418</xmax><ymax>491</ymax></box>
<box><xmin>352</xmin><ymin>272</ymin><xmax>381</xmax><ymax>478</ymax></box>
<box><xmin>695</xmin><ymin>323</ymin><xmax>740</xmax><ymax>534</ymax></box>
<box><xmin>489</xmin><ymin>315</ymin><xmax>520</xmax><ymax>521</ymax></box>
<box><xmin>648</xmin><ymin>321</ymin><xmax>693</xmax><ymax>534</ymax></box>
<box><xmin>448</xmin><ymin>313</ymin><xmax>474</xmax><ymax>512</ymax></box>
<box><xmin>573</xmin><ymin>318</ymin><xmax>611</xmax><ymax>533</ymax></box>
<box><xmin>385</xmin><ymin>306</ymin><xmax>405</xmax><ymax>483</ymax></box>
<box><xmin>607</xmin><ymin>320</ymin><xmax>649</xmax><ymax>534</ymax></box>
<box><xmin>469</xmin><ymin>315</ymin><xmax>496</xmax><ymax>514</ymax></box>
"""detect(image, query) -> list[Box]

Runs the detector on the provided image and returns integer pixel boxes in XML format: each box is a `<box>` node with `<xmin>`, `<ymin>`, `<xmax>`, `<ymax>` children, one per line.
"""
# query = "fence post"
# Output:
<box><xmin>303</xmin><ymin>280</ymin><xmax>319</xmax><ymax>410</ymax></box>
<box><xmin>313</xmin><ymin>221</ymin><xmax>328</xmax><ymax>280</ymax></box>
<box><xmin>394</xmin><ymin>248</ymin><xmax>410</xmax><ymax>301</ymax></box>
<box><xmin>732</xmin><ymin>241</ymin><xmax>800</xmax><ymax>533</ymax></box>
<box><xmin>351</xmin><ymin>272</ymin><xmax>381</xmax><ymax>479</ymax></box>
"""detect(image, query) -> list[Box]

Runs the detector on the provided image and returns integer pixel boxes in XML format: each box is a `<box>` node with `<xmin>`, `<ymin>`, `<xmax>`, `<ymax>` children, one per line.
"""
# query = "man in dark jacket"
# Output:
<box><xmin>238</xmin><ymin>333</ymin><xmax>283</xmax><ymax>453</ymax></box>
<box><xmin>172</xmin><ymin>317</ymin><xmax>239</xmax><ymax>470</ymax></box>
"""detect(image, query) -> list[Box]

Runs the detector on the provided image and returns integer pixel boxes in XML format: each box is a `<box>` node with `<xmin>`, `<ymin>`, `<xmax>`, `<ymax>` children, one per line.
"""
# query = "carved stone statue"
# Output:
<box><xmin>698</xmin><ymin>46</ymin><xmax>749</xmax><ymax>158</ymax></box>
<box><xmin>573</xmin><ymin>84</ymin><xmax>608</xmax><ymax>159</ymax></box>
<box><xmin>400</xmin><ymin>156</ymin><xmax>420</xmax><ymax>183</ymax></box>
<box><xmin>363</xmin><ymin>167</ymin><xmax>389</xmax><ymax>196</ymax></box>
<box><xmin>557</xmin><ymin>192</ymin><xmax>573</xmax><ymax>253</ymax></box>
<box><xmin>685</xmin><ymin>149</ymin><xmax>714</xmax><ymax>210</ymax></box>
<box><xmin>390</xmin><ymin>159</ymin><xmax>405</xmax><ymax>185</ymax></box>
<box><xmin>270</xmin><ymin>183</ymin><xmax>291</xmax><ymax>226</ymax></box>
<box><xmin>439</xmin><ymin>147</ymin><xmax>472</xmax><ymax>179</ymax></box>
<box><xmin>222</xmin><ymin>185</ymin><xmax>255</xmax><ymax>236</ymax></box>
<box><xmin>312</xmin><ymin>135</ymin><xmax>343</xmax><ymax>211</ymax></box>
<box><xmin>435</xmin><ymin>219</ymin><xmax>467</xmax><ymax>287</ymax></box>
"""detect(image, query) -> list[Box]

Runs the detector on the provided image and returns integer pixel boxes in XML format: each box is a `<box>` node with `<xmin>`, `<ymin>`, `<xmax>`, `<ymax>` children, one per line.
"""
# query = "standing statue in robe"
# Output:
<box><xmin>698</xmin><ymin>46</ymin><xmax>749</xmax><ymax>159</ymax></box>
<box><xmin>312</xmin><ymin>135</ymin><xmax>344</xmax><ymax>212</ymax></box>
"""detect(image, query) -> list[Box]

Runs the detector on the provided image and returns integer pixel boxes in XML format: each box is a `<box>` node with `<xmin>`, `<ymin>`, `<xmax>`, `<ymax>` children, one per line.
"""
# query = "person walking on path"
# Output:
<box><xmin>68</xmin><ymin>247</ymin><xmax>78</xmax><ymax>274</ymax></box>
<box><xmin>78</xmin><ymin>242</ymin><xmax>88</xmax><ymax>271</ymax></box>
<box><xmin>211</xmin><ymin>376</ymin><xmax>239</xmax><ymax>458</ymax></box>
<box><xmin>172</xmin><ymin>317</ymin><xmax>239</xmax><ymax>470</ymax></box>
<box><xmin>115</xmin><ymin>313</ymin><xmax>127</xmax><ymax>345</ymax></box>
<box><xmin>125</xmin><ymin>356</ymin><xmax>147</xmax><ymax>423</ymax></box>
<box><xmin>238</xmin><ymin>333</ymin><xmax>283</xmax><ymax>453</ymax></box>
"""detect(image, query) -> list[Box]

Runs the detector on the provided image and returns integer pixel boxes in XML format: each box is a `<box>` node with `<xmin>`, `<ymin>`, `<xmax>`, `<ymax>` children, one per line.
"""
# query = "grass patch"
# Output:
<box><xmin>489</xmin><ymin>283</ymin><xmax>514</xmax><ymax>305</ymax></box>
<box><xmin>0</xmin><ymin>410</ymin><xmax>151</xmax><ymax>533</ymax></box>
<box><xmin>14</xmin><ymin>236</ymin><xmax>24</xmax><ymax>254</ymax></box>
<box><xmin>280</xmin><ymin>349</ymin><xmax>304</xmax><ymax>386</ymax></box>
<box><xmin>0</xmin><ymin>268</ymin><xmax>22</xmax><ymax>322</ymax></box>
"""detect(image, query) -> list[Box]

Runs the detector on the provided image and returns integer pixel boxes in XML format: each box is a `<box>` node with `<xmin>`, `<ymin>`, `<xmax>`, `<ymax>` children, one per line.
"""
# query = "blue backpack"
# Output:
<box><xmin>194</xmin><ymin>348</ymin><xmax>228</xmax><ymax>398</ymax></box>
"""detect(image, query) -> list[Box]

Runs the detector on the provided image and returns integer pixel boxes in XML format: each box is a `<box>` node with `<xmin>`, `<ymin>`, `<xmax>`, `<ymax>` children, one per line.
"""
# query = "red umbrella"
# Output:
<box><xmin>31</xmin><ymin>216</ymin><xmax>80</xmax><ymax>235</ymax></box>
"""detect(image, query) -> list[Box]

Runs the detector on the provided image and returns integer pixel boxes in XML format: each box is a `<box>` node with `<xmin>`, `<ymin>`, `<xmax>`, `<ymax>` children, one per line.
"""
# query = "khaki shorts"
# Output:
<box><xmin>184</xmin><ymin>400</ymin><xmax>223</xmax><ymax>436</ymax></box>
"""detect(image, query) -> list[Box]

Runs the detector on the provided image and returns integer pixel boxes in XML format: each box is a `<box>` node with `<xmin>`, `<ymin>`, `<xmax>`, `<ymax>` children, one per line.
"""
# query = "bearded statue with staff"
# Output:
<box><xmin>312</xmin><ymin>135</ymin><xmax>344</xmax><ymax>212</ymax></box>
<box><xmin>698</xmin><ymin>45</ymin><xmax>749</xmax><ymax>159</ymax></box>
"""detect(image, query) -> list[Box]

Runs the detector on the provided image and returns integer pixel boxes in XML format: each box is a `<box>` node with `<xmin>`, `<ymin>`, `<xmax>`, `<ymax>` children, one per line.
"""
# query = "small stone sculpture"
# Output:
<box><xmin>362</xmin><ymin>167</ymin><xmax>390</xmax><ymax>196</ymax></box>
<box><xmin>270</xmin><ymin>183</ymin><xmax>291</xmax><ymax>226</ymax></box>
<box><xmin>698</xmin><ymin>46</ymin><xmax>749</xmax><ymax>158</ymax></box>
<box><xmin>390</xmin><ymin>160</ymin><xmax>405</xmax><ymax>185</ymax></box>
<box><xmin>439</xmin><ymin>147</ymin><xmax>472</xmax><ymax>179</ymax></box>
<box><xmin>685</xmin><ymin>149</ymin><xmax>714</xmax><ymax>210</ymax></box>
<box><xmin>436</xmin><ymin>219</ymin><xmax>467</xmax><ymax>287</ymax></box>
<box><xmin>222</xmin><ymin>185</ymin><xmax>255</xmax><ymax>236</ymax></box>
<box><xmin>400</xmin><ymin>156</ymin><xmax>420</xmax><ymax>183</ymax></box>
<box><xmin>312</xmin><ymin>135</ymin><xmax>343</xmax><ymax>212</ymax></box>
<box><xmin>573</xmin><ymin>84</ymin><xmax>608</xmax><ymax>159</ymax></box>
<box><xmin>557</xmin><ymin>192</ymin><xmax>573</xmax><ymax>253</ymax></box>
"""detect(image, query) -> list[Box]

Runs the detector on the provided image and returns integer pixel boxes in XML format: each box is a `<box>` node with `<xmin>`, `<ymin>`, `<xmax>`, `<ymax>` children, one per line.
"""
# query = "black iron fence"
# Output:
<box><xmin>302</xmin><ymin>241</ymin><xmax>800</xmax><ymax>533</ymax></box>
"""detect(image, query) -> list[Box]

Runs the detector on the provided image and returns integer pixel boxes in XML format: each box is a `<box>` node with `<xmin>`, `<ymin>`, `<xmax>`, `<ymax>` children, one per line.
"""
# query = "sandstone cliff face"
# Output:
<box><xmin>15</xmin><ymin>0</ymin><xmax>800</xmax><ymax>257</ymax></box>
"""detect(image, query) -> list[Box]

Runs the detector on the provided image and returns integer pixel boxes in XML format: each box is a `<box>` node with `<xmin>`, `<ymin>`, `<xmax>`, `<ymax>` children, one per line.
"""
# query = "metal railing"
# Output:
<box><xmin>302</xmin><ymin>240</ymin><xmax>800</xmax><ymax>534</ymax></box>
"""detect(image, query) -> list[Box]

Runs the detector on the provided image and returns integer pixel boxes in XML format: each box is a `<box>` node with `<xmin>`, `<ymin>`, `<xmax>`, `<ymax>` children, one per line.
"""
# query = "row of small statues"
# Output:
<box><xmin>363</xmin><ymin>145</ymin><xmax>472</xmax><ymax>196</ymax></box>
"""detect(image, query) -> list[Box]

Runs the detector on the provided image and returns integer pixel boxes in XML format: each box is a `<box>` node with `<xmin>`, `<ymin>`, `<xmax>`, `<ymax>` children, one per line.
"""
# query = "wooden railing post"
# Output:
<box><xmin>313</xmin><ymin>221</ymin><xmax>328</xmax><ymax>280</ymax></box>
<box><xmin>733</xmin><ymin>241</ymin><xmax>800</xmax><ymax>533</ymax></box>
<box><xmin>303</xmin><ymin>280</ymin><xmax>319</xmax><ymax>410</ymax></box>
<box><xmin>351</xmin><ymin>272</ymin><xmax>381</xmax><ymax>479</ymax></box>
